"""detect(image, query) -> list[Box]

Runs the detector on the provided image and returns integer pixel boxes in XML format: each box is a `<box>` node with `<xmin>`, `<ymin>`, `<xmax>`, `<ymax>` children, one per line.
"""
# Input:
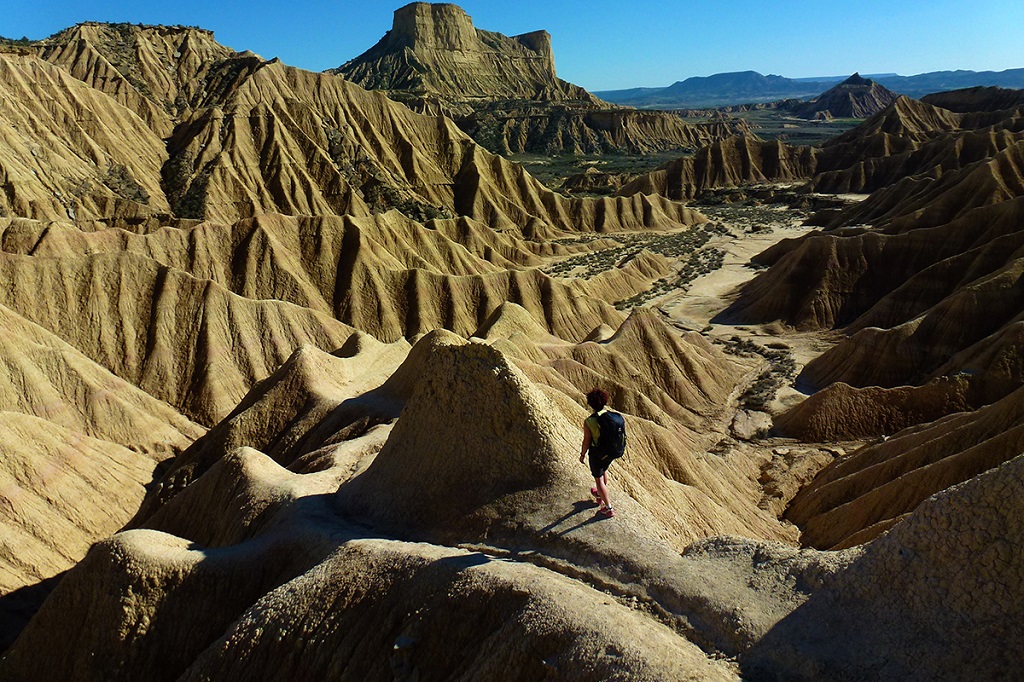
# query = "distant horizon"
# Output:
<box><xmin>592</xmin><ymin>67</ymin><xmax>1024</xmax><ymax>93</ymax></box>
<box><xmin>2</xmin><ymin>1</ymin><xmax>1021</xmax><ymax>91</ymax></box>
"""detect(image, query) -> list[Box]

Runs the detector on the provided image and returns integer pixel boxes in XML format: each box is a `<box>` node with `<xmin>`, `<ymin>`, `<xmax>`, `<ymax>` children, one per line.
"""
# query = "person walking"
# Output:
<box><xmin>579</xmin><ymin>388</ymin><xmax>626</xmax><ymax>518</ymax></box>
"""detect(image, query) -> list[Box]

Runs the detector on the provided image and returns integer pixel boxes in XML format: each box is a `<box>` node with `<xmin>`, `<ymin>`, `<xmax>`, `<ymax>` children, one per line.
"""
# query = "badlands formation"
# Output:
<box><xmin>0</xmin><ymin>7</ymin><xmax>1021</xmax><ymax>682</ymax></box>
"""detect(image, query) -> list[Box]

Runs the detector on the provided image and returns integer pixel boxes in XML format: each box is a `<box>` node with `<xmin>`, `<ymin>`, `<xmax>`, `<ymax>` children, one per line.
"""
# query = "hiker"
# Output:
<box><xmin>579</xmin><ymin>388</ymin><xmax>626</xmax><ymax>518</ymax></box>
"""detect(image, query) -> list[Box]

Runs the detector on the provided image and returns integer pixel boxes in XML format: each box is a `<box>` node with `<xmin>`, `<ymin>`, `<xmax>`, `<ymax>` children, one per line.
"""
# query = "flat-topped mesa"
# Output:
<box><xmin>335</xmin><ymin>2</ymin><xmax>592</xmax><ymax>102</ymax></box>
<box><xmin>332</xmin><ymin>3</ymin><xmax>735</xmax><ymax>154</ymax></box>
<box><xmin>389</xmin><ymin>3</ymin><xmax>477</xmax><ymax>52</ymax></box>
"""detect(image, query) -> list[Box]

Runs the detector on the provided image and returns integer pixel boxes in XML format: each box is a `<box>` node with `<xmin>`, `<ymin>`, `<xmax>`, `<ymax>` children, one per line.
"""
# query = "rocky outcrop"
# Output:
<box><xmin>745</xmin><ymin>452</ymin><xmax>1024</xmax><ymax>679</ymax></box>
<box><xmin>789</xmin><ymin>73</ymin><xmax>900</xmax><ymax>120</ymax></box>
<box><xmin>333</xmin><ymin>3</ymin><xmax>736</xmax><ymax>155</ymax></box>
<box><xmin>334</xmin><ymin>2</ymin><xmax>589</xmax><ymax>103</ymax></box>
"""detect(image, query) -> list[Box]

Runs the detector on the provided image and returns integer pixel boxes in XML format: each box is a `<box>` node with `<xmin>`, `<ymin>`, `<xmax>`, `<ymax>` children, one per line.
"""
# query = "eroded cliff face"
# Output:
<box><xmin>333</xmin><ymin>2</ymin><xmax>733</xmax><ymax>155</ymax></box>
<box><xmin>335</xmin><ymin>2</ymin><xmax>589</xmax><ymax>103</ymax></box>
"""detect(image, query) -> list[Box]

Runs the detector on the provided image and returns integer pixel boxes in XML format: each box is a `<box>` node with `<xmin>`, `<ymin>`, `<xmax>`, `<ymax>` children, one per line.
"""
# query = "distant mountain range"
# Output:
<box><xmin>596</xmin><ymin>68</ymin><xmax>1024</xmax><ymax>109</ymax></box>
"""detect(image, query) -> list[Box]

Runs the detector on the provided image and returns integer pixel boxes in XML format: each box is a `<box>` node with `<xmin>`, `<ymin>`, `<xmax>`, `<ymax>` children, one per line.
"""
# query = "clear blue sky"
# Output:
<box><xmin>2</xmin><ymin>1</ymin><xmax>1020</xmax><ymax>91</ymax></box>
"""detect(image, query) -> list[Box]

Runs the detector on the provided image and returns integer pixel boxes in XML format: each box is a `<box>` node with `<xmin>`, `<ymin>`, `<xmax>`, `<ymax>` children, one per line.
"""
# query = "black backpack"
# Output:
<box><xmin>592</xmin><ymin>411</ymin><xmax>626</xmax><ymax>460</ymax></box>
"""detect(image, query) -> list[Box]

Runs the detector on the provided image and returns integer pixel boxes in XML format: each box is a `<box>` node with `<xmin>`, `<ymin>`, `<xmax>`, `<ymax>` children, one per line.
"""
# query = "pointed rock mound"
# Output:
<box><xmin>338</xmin><ymin>341</ymin><xmax>584</xmax><ymax>537</ymax></box>
<box><xmin>791</xmin><ymin>73</ymin><xmax>900</xmax><ymax>120</ymax></box>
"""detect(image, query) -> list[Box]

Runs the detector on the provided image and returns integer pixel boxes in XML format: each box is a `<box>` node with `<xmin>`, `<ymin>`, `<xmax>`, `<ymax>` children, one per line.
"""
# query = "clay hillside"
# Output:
<box><xmin>789</xmin><ymin>72</ymin><xmax>900</xmax><ymax>119</ymax></box>
<box><xmin>332</xmin><ymin>2</ymin><xmax>742</xmax><ymax>155</ymax></box>
<box><xmin>921</xmin><ymin>84</ymin><xmax>1024</xmax><ymax>112</ymax></box>
<box><xmin>0</xmin><ymin>13</ymin><xmax>1021</xmax><ymax>682</ymax></box>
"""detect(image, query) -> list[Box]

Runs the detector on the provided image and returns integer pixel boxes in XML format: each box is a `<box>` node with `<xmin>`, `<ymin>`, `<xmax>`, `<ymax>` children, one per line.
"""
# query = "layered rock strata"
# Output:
<box><xmin>333</xmin><ymin>3</ymin><xmax>734</xmax><ymax>155</ymax></box>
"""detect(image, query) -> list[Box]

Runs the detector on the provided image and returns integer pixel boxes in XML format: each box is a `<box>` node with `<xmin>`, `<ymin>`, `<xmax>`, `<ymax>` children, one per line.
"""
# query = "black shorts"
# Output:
<box><xmin>589</xmin><ymin>453</ymin><xmax>613</xmax><ymax>478</ymax></box>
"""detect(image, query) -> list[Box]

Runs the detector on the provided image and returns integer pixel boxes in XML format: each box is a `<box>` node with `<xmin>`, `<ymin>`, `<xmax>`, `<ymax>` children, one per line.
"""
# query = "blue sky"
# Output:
<box><xmin>2</xmin><ymin>1</ymin><xmax>1020</xmax><ymax>90</ymax></box>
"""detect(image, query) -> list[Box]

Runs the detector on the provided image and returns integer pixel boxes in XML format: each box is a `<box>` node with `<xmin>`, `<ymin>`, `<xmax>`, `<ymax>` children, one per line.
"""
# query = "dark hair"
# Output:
<box><xmin>586</xmin><ymin>388</ymin><xmax>609</xmax><ymax>411</ymax></box>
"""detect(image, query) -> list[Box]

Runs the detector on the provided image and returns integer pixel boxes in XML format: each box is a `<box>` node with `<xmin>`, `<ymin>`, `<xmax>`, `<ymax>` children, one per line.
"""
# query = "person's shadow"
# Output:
<box><xmin>538</xmin><ymin>499</ymin><xmax>608</xmax><ymax>536</ymax></box>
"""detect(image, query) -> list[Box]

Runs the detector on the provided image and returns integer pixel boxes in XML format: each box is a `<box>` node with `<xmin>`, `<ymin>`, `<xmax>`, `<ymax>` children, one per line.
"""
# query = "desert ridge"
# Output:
<box><xmin>0</xmin><ymin>4</ymin><xmax>1021</xmax><ymax>680</ymax></box>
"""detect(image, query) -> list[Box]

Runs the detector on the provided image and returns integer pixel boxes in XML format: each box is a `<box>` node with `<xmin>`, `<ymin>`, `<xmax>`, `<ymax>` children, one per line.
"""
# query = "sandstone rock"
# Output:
<box><xmin>618</xmin><ymin>136</ymin><xmax>820</xmax><ymax>201</ymax></box>
<box><xmin>775</xmin><ymin>377</ymin><xmax>976</xmax><ymax>442</ymax></box>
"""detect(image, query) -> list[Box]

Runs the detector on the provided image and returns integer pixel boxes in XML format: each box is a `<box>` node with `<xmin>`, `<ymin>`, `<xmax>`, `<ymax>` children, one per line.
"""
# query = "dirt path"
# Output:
<box><xmin>651</xmin><ymin>207</ymin><xmax>841</xmax><ymax>415</ymax></box>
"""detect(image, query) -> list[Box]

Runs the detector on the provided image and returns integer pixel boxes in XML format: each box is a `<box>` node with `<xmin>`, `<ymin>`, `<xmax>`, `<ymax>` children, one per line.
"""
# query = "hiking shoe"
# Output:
<box><xmin>590</xmin><ymin>487</ymin><xmax>601</xmax><ymax>500</ymax></box>
<box><xmin>597</xmin><ymin>506</ymin><xmax>615</xmax><ymax>518</ymax></box>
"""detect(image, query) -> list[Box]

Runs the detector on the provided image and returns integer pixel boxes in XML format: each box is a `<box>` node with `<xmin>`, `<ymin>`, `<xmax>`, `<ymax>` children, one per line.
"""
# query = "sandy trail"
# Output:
<box><xmin>660</xmin><ymin>212</ymin><xmax>839</xmax><ymax>368</ymax></box>
<box><xmin>644</xmin><ymin>208</ymin><xmax>843</xmax><ymax>418</ymax></box>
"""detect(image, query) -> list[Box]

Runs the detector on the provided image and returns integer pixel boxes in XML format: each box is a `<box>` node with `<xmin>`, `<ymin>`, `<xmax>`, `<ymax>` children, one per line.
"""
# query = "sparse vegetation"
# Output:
<box><xmin>162</xmin><ymin>151</ymin><xmax>210</xmax><ymax>219</ymax></box>
<box><xmin>0</xmin><ymin>35</ymin><xmax>36</xmax><ymax>48</ymax></box>
<box><xmin>544</xmin><ymin>222</ymin><xmax>725</xmax><ymax>280</ymax></box>
<box><xmin>721</xmin><ymin>336</ymin><xmax>798</xmax><ymax>411</ymax></box>
<box><xmin>511</xmin><ymin>150</ymin><xmax>684</xmax><ymax>193</ymax></box>
<box><xmin>678</xmin><ymin>109</ymin><xmax>859</xmax><ymax>147</ymax></box>
<box><xmin>542</xmin><ymin>221</ymin><xmax>734</xmax><ymax>310</ymax></box>
<box><xmin>325</xmin><ymin>126</ymin><xmax>454</xmax><ymax>221</ymax></box>
<box><xmin>104</xmin><ymin>164</ymin><xmax>150</xmax><ymax>204</ymax></box>
<box><xmin>615</xmin><ymin>246</ymin><xmax>726</xmax><ymax>309</ymax></box>
<box><xmin>93</xmin><ymin>24</ymin><xmax>156</xmax><ymax>101</ymax></box>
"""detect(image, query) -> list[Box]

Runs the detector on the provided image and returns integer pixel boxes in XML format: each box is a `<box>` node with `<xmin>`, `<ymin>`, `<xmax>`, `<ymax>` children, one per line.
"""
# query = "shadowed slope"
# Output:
<box><xmin>745</xmin><ymin>453</ymin><xmax>1024</xmax><ymax>680</ymax></box>
<box><xmin>0</xmin><ymin>415</ymin><xmax>155</xmax><ymax>596</ymax></box>
<box><xmin>774</xmin><ymin>377</ymin><xmax>976</xmax><ymax>442</ymax></box>
<box><xmin>0</xmin><ymin>304</ymin><xmax>203</xmax><ymax>454</ymax></box>
<box><xmin>921</xmin><ymin>85</ymin><xmax>1024</xmax><ymax>114</ymax></box>
<box><xmin>0</xmin><ymin>304</ymin><xmax>203</xmax><ymax>637</ymax></box>
<box><xmin>785</xmin><ymin>384</ymin><xmax>1024</xmax><ymax>549</ymax></box>
<box><xmin>134</xmin><ymin>338</ymin><xmax>410</xmax><ymax>520</ymax></box>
